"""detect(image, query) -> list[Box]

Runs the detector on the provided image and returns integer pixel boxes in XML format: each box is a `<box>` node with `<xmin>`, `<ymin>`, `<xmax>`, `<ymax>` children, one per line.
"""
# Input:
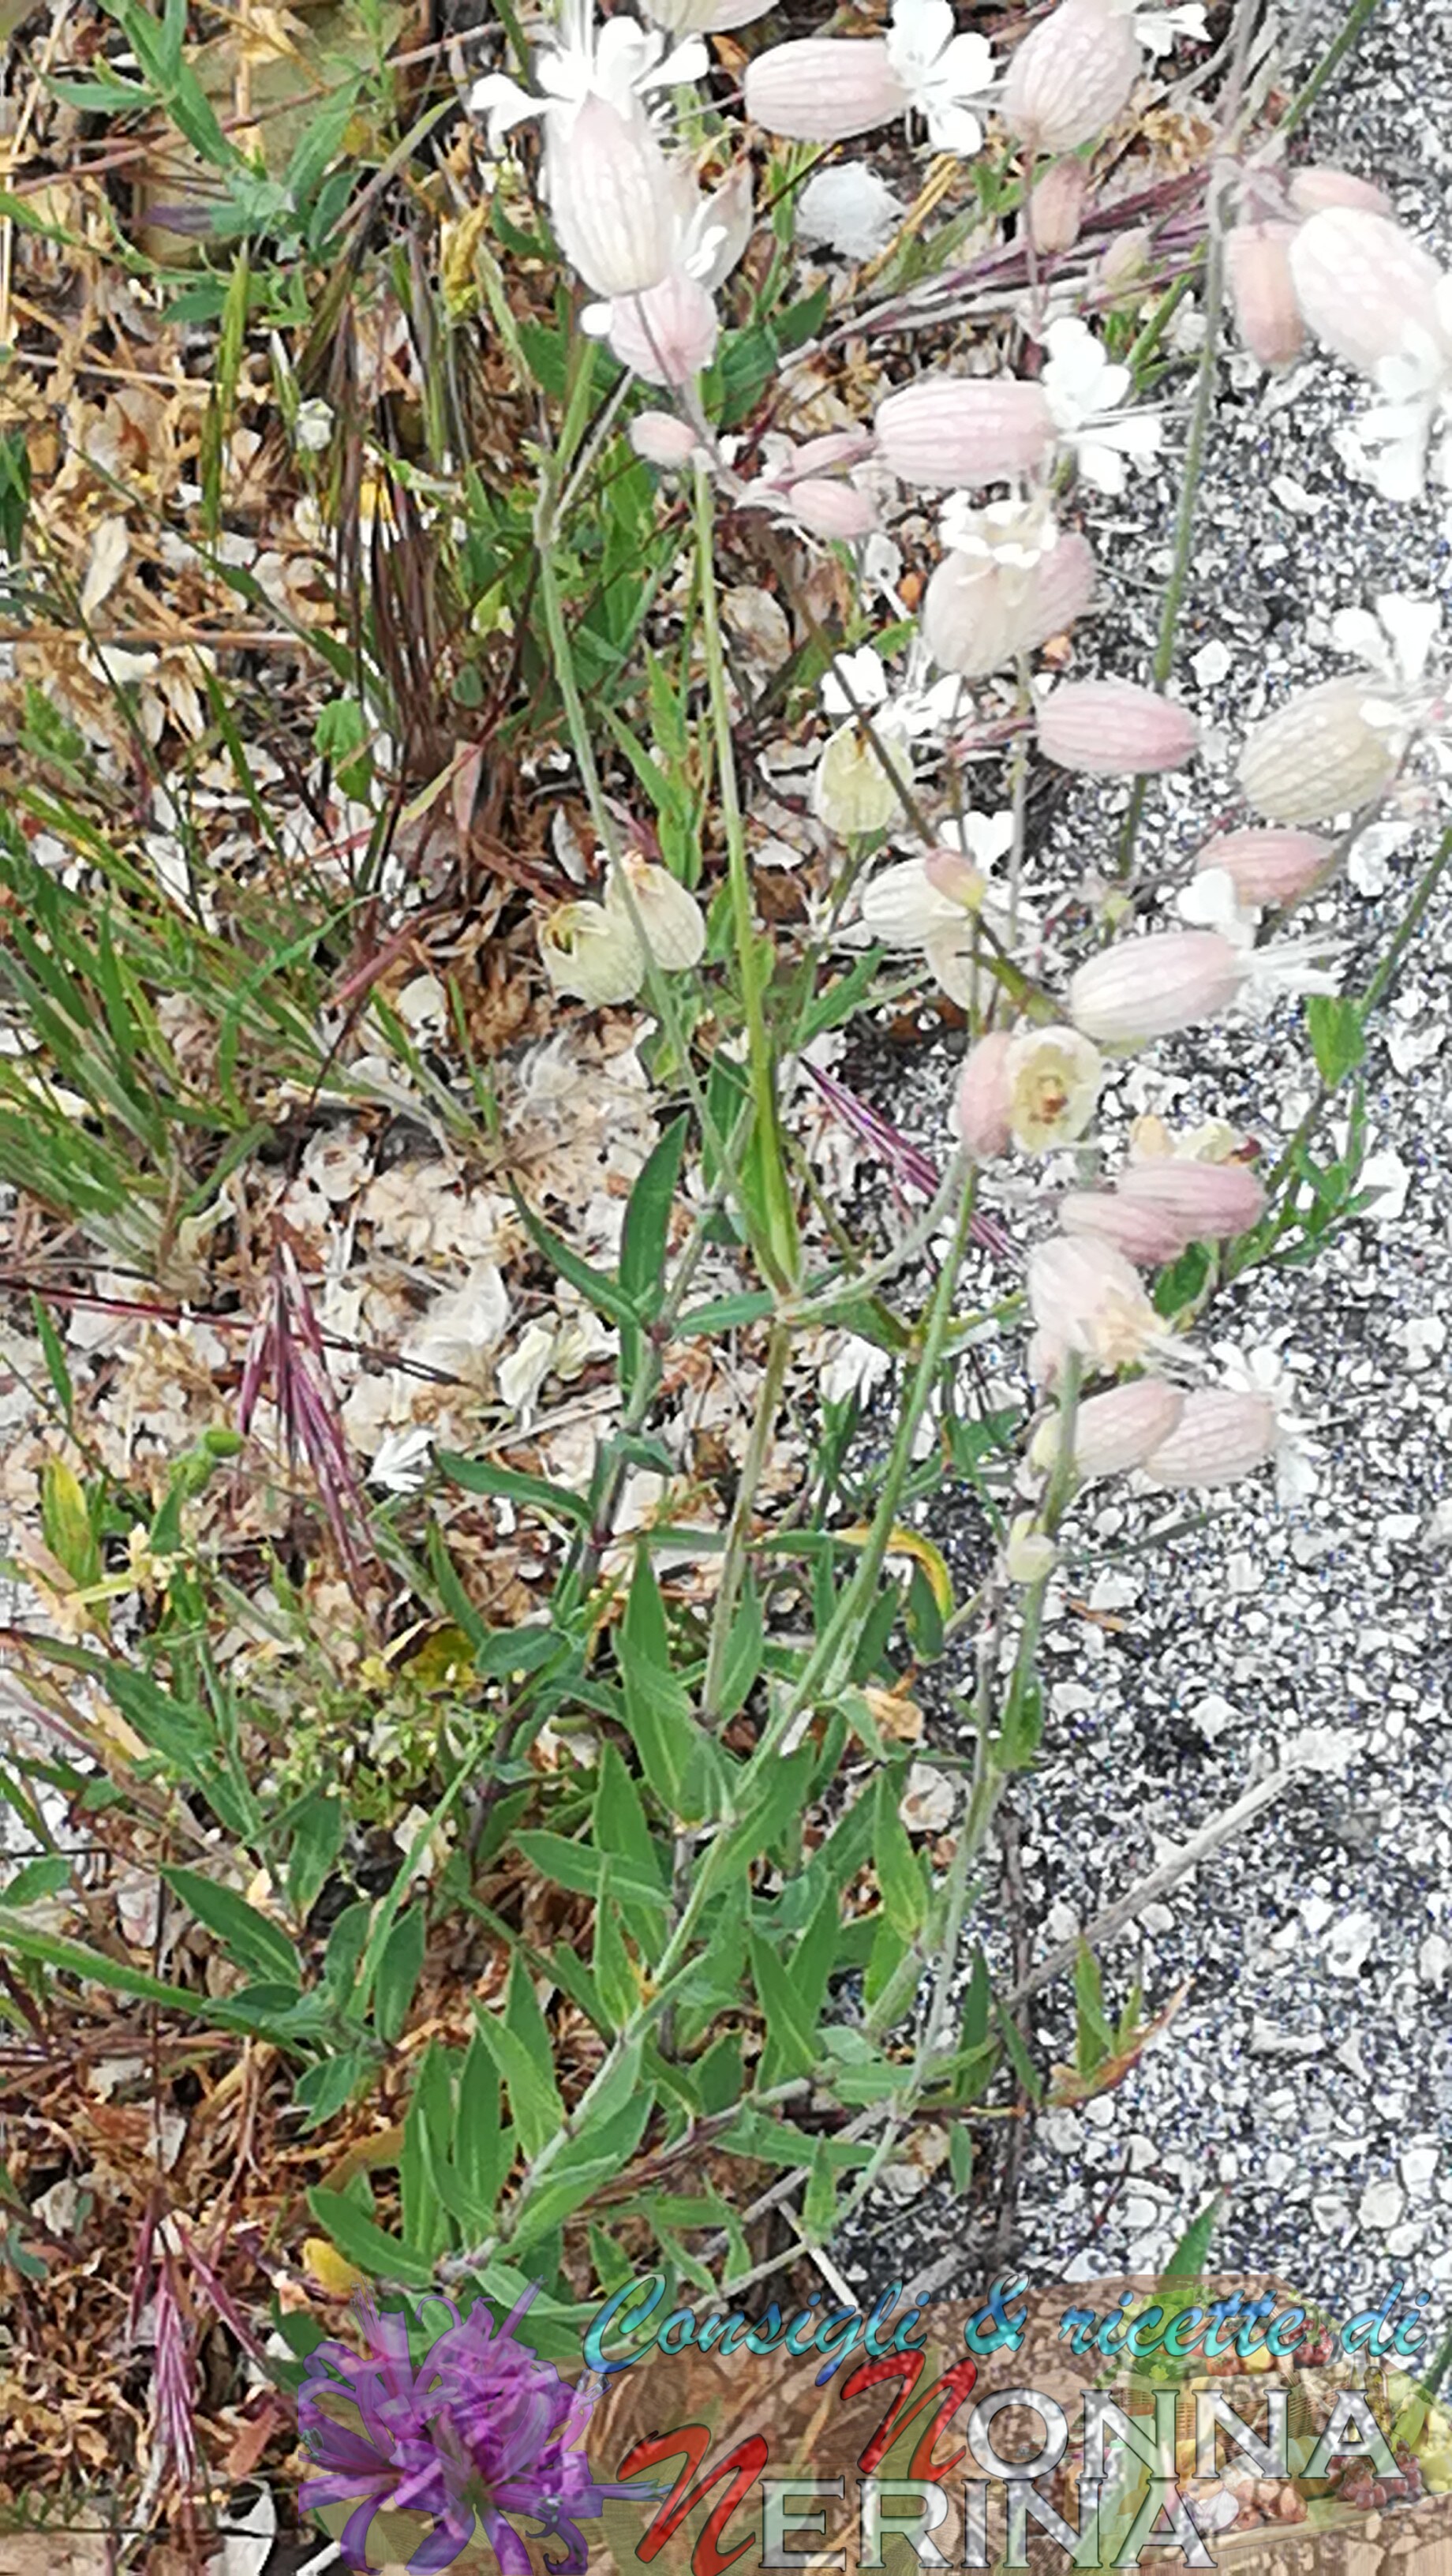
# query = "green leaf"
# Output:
<box><xmin>618</xmin><ymin>1114</ymin><xmax>689</xmax><ymax>1397</ymax></box>
<box><xmin>511</xmin><ymin>1831</ymin><xmax>670</xmax><ymax>1914</ymax></box>
<box><xmin>1074</xmin><ymin>1941</ymin><xmax>1113</xmax><ymax>2076</ymax></box>
<box><xmin>306</xmin><ymin>2188</ymin><xmax>434</xmax><ymax>2286</ymax></box>
<box><xmin>510</xmin><ymin>1186</ymin><xmax>644</xmax><ymax>1329</ymax></box>
<box><xmin>1152</xmin><ymin>1240</ymin><xmax>1213</xmax><ymax>1319</ymax></box>
<box><xmin>715</xmin><ymin>1575</ymin><xmax>764</xmax><ymax>1723</ymax></box>
<box><xmin>802</xmin><ymin>2140</ymin><xmax>837</xmax><ymax>2241</ymax></box>
<box><xmin>593</xmin><ymin>1745</ymin><xmax>669</xmax><ymax>1960</ymax></box>
<box><xmin>873</xmin><ymin>1773</ymin><xmax>927</xmax><ymax>1938</ymax></box>
<box><xmin>993</xmin><ymin>1997</ymin><xmax>1044</xmax><ymax>2107</ymax></box>
<box><xmin>750</xmin><ymin>1933</ymin><xmax>818</xmax><ymax>2084</ymax></box>
<box><xmin>619</xmin><ymin>1548</ymin><xmax>702</xmax><ymax>1815</ymax></box>
<box><xmin>471</xmin><ymin>1960</ymin><xmax>565</xmax><ymax>2159</ymax></box>
<box><xmin>436</xmin><ymin>1453</ymin><xmax>590</xmax><ymax>1530</ymax></box>
<box><xmin>455</xmin><ymin>2031</ymin><xmax>515</xmax><ymax>2215</ymax></box>
<box><xmin>1305</xmin><ymin>992</ymin><xmax>1365</xmax><ymax>1090</ymax></box>
<box><xmin>1162</xmin><ymin>2188</ymin><xmax>1222</xmax><ymax>2283</ymax></box>
<box><xmin>0</xmin><ymin>1906</ymin><xmax>301</xmax><ymax>2044</ymax></box>
<box><xmin>373</xmin><ymin>1906</ymin><xmax>426</xmax><ymax>2046</ymax></box>
<box><xmin>949</xmin><ymin>2125</ymin><xmax>973</xmax><ymax>2194</ymax></box>
<box><xmin>282</xmin><ymin>1788</ymin><xmax>344</xmax><ymax>1922</ymax></box>
<box><xmin>162</xmin><ymin>1867</ymin><xmax>301</xmax><ymax>1986</ymax></box>
<box><xmin>401</xmin><ymin>2042</ymin><xmax>455</xmax><ymax>2264</ymax></box>
<box><xmin>293</xmin><ymin>2049</ymin><xmax>376</xmax><ymax>2127</ymax></box>
<box><xmin>593</xmin><ymin>1897</ymin><xmax>639</xmax><ymax>2031</ymax></box>
<box><xmin>40</xmin><ymin>1458</ymin><xmax>99</xmax><ymax>1589</ymax></box>
<box><xmin>29</xmin><ymin>1297</ymin><xmax>73</xmax><ymax>1426</ymax></box>
<box><xmin>2</xmin><ymin>1855</ymin><xmax>72</xmax><ymax>1907</ymax></box>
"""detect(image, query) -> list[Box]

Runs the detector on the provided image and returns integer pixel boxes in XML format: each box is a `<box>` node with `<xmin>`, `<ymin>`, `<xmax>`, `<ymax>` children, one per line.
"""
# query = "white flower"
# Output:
<box><xmin>1125</xmin><ymin>0</ymin><xmax>1209</xmax><ymax>55</ymax></box>
<box><xmin>939</xmin><ymin>489</ymin><xmax>1057</xmax><ymax>567</ymax></box>
<box><xmin>1330</xmin><ymin>592</ymin><xmax>1443</xmax><ymax>696</ymax></box>
<box><xmin>821</xmin><ymin>643</ymin><xmax>892</xmax><ymax>721</ymax></box>
<box><xmin>1328</xmin><ymin>593</ymin><xmax>1452</xmax><ymax>774</ymax></box>
<box><xmin>934</xmin><ymin>807</ymin><xmax>1017</xmax><ymax>872</ymax></box>
<box><xmin>1357</xmin><ymin>278</ymin><xmax>1452</xmax><ymax>502</ymax></box>
<box><xmin>1214</xmin><ymin>1344</ymin><xmax>1319</xmax><ymax>1506</ymax></box>
<box><xmin>368</xmin><ymin>1425</ymin><xmax>435</xmax><ymax>1494</ymax></box>
<box><xmin>796</xmin><ymin>165</ymin><xmax>905</xmax><ymax>261</ymax></box>
<box><xmin>605</xmin><ymin>854</ymin><xmax>706</xmax><ymax>968</ymax></box>
<box><xmin>821</xmin><ymin>638</ymin><xmax>963</xmax><ymax>742</ymax></box>
<box><xmin>857</xmin><ymin>811</ymin><xmax>1028</xmax><ymax>1007</ymax></box>
<box><xmin>469</xmin><ymin>1</ymin><xmax>705</xmax><ymax>144</ymax></box>
<box><xmin>1042</xmin><ymin>316</ymin><xmax>1163</xmax><ymax>495</ymax></box>
<box><xmin>814</xmin><ymin>721</ymin><xmax>910</xmax><ymax>837</ymax></box>
<box><xmin>1176</xmin><ymin>863</ymin><xmax>1260</xmax><ymax>938</ymax></box>
<box><xmin>884</xmin><ymin>0</ymin><xmax>997</xmax><ymax>155</ymax></box>
<box><xmin>1172</xmin><ymin>868</ymin><xmax>1342</xmax><ymax>1017</ymax></box>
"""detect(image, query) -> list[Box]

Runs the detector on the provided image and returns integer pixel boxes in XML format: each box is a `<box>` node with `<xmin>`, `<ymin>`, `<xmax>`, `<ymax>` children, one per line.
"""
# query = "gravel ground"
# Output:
<box><xmin>836</xmin><ymin>0</ymin><xmax>1452</xmax><ymax>2318</ymax></box>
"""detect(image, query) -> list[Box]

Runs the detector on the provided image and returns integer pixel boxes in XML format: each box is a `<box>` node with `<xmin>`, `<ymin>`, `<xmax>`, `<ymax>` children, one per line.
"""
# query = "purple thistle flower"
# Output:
<box><xmin>298</xmin><ymin>2287</ymin><xmax>634</xmax><ymax>2575</ymax></box>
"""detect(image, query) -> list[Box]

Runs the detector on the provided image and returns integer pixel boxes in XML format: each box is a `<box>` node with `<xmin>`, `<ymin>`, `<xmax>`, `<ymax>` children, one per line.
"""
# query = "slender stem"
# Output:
<box><xmin>699</xmin><ymin>1322</ymin><xmax>792</xmax><ymax>1727</ymax></box>
<box><xmin>1113</xmin><ymin>224</ymin><xmax>1227</xmax><ymax>880</ymax></box>
<box><xmin>1280</xmin><ymin>0</ymin><xmax>1383</xmax><ymax>134</ymax></box>
<box><xmin>777</xmin><ymin>1162</ymin><xmax>981</xmax><ymax>1724</ymax></box>
<box><xmin>1227</xmin><ymin>822</ymin><xmax>1452</xmax><ymax>1275</ymax></box>
<box><xmin>693</xmin><ymin>465</ymin><xmax>800</xmax><ymax>1293</ymax></box>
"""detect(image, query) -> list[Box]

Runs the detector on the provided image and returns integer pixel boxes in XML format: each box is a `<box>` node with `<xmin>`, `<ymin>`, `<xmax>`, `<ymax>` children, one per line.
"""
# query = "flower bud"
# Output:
<box><xmin>1236</xmin><ymin>676</ymin><xmax>1399</xmax><ymax>824</ymax></box>
<box><xmin>1226</xmin><ymin>222</ymin><xmax>1305</xmax><ymax>369</ymax></box>
<box><xmin>1005</xmin><ymin>1512</ymin><xmax>1058</xmax><ymax>1584</ymax></box>
<box><xmin>1192</xmin><ymin>827</ymin><xmax>1332</xmax><ymax>907</ymax></box>
<box><xmin>1001</xmin><ymin>0</ymin><xmax>1141</xmax><ymax>155</ymax></box>
<box><xmin>546</xmin><ymin>96</ymin><xmax>678</xmax><ymax>299</ymax></box>
<box><xmin>605</xmin><ymin>856</ymin><xmax>705</xmax><ymax>970</ymax></box>
<box><xmin>813</xmin><ymin>720</ymin><xmax>908</xmax><ymax>837</ymax></box>
<box><xmin>923</xmin><ymin>848</ymin><xmax>983</xmax><ymax>908</ymax></box>
<box><xmin>744</xmin><ymin>37</ymin><xmax>908</xmax><ymax>143</ymax></box>
<box><xmin>539</xmin><ymin>898</ymin><xmax>644</xmax><ymax>1005</ymax></box>
<box><xmin>630</xmin><ymin>410</ymin><xmax>699</xmax><ymax>469</ymax></box>
<box><xmin>1060</xmin><ymin>1187</ymin><xmax>1189</xmax><ymax>1266</ymax></box>
<box><xmin>876</xmin><ymin>378</ymin><xmax>1055</xmax><ymax>489</ymax></box>
<box><xmin>922</xmin><ymin>528</ymin><xmax>1095</xmax><ymax>680</ymax></box>
<box><xmin>1024</xmin><ymin>157</ymin><xmax>1088</xmax><ymax>254</ymax></box>
<box><xmin>1030</xmin><ymin>1375</ymin><xmax>1184</xmax><ymax>1475</ymax></box>
<box><xmin>1285</xmin><ymin>165</ymin><xmax>1394</xmax><ymax>221</ymax></box>
<box><xmin>791</xmin><ymin>431</ymin><xmax>878</xmax><ymax>477</ymax></box>
<box><xmin>1004</xmin><ymin>1024</ymin><xmax>1102</xmax><ymax>1151</ymax></box>
<box><xmin>952</xmin><ymin>1031</ymin><xmax>1013</xmax><ymax>1159</ymax></box>
<box><xmin>1068</xmin><ymin>931</ymin><xmax>1244</xmax><ymax>1045</ymax></box>
<box><xmin>1037</xmin><ymin>680</ymin><xmax>1199</xmax><ymax>777</ymax></box>
<box><xmin>1095</xmin><ymin>224</ymin><xmax>1153</xmax><ymax>299</ymax></box>
<box><xmin>1117</xmin><ymin>1156</ymin><xmax>1267</xmax><ymax>1239</ymax></box>
<box><xmin>785</xmin><ymin>478</ymin><xmax>880</xmax><ymax>540</ymax></box>
<box><xmin>1027</xmin><ymin>1232</ymin><xmax>1162</xmax><ymax>1374</ymax></box>
<box><xmin>1286</xmin><ymin>207</ymin><xmax>1445</xmax><ymax>377</ymax></box>
<box><xmin>1140</xmin><ymin>1388</ymin><xmax>1278</xmax><ymax>1489</ymax></box>
<box><xmin>605</xmin><ymin>275</ymin><xmax>719</xmax><ymax>384</ymax></box>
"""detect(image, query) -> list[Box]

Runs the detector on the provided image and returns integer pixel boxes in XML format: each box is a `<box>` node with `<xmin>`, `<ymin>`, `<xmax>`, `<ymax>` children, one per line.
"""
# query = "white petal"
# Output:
<box><xmin>1375</xmin><ymin>593</ymin><xmax>1441</xmax><ymax>686</ymax></box>
<box><xmin>467</xmin><ymin>71</ymin><xmax>539</xmax><ymax>140</ymax></box>
<box><xmin>924</xmin><ymin>99</ymin><xmax>983</xmax><ymax>154</ymax></box>
<box><xmin>1328</xmin><ymin>606</ymin><xmax>1391</xmax><ymax>673</ymax></box>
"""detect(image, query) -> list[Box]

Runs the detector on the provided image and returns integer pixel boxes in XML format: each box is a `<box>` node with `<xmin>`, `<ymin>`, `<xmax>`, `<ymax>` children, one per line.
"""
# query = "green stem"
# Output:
<box><xmin>777</xmin><ymin>1158</ymin><xmax>979</xmax><ymax>1724</ymax></box>
<box><xmin>699</xmin><ymin>1321</ymin><xmax>792</xmax><ymax>1727</ymax></box>
<box><xmin>1114</xmin><ymin>223</ymin><xmax>1227</xmax><ymax>880</ymax></box>
<box><xmin>1280</xmin><ymin>0</ymin><xmax>1383</xmax><ymax>135</ymax></box>
<box><xmin>692</xmin><ymin>465</ymin><xmax>800</xmax><ymax>1291</ymax></box>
